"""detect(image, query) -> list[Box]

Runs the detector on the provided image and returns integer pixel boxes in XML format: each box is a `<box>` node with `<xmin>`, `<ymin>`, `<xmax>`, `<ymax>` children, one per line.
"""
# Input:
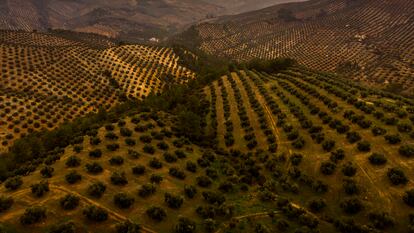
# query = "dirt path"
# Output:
<box><xmin>214</xmin><ymin>80</ymin><xmax>226</xmax><ymax>149</ymax></box>
<box><xmin>0</xmin><ymin>185</ymin><xmax>157</xmax><ymax>233</ymax></box>
<box><xmin>231</xmin><ymin>72</ymin><xmax>268</xmax><ymax>149</ymax></box>
<box><xmin>222</xmin><ymin>75</ymin><xmax>245</xmax><ymax>148</ymax></box>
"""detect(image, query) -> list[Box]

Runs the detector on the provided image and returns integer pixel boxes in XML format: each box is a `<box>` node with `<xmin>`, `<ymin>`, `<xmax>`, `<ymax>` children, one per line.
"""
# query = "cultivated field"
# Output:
<box><xmin>193</xmin><ymin>0</ymin><xmax>414</xmax><ymax>95</ymax></box>
<box><xmin>0</xmin><ymin>30</ymin><xmax>195</xmax><ymax>152</ymax></box>
<box><xmin>0</xmin><ymin>111</ymin><xmax>333</xmax><ymax>233</ymax></box>
<box><xmin>205</xmin><ymin>67</ymin><xmax>414</xmax><ymax>232</ymax></box>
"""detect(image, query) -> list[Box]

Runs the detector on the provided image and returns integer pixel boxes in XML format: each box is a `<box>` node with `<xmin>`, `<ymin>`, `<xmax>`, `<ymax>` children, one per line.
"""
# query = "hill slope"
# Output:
<box><xmin>1</xmin><ymin>66</ymin><xmax>414</xmax><ymax>232</ymax></box>
<box><xmin>0</xmin><ymin>30</ymin><xmax>195</xmax><ymax>152</ymax></box>
<box><xmin>0</xmin><ymin>0</ymin><xmax>304</xmax><ymax>41</ymax></box>
<box><xmin>188</xmin><ymin>0</ymin><xmax>414</xmax><ymax>95</ymax></box>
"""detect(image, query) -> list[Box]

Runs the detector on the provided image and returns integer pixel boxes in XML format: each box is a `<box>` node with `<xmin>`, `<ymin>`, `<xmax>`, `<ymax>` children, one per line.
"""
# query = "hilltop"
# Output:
<box><xmin>181</xmin><ymin>0</ymin><xmax>414</xmax><ymax>96</ymax></box>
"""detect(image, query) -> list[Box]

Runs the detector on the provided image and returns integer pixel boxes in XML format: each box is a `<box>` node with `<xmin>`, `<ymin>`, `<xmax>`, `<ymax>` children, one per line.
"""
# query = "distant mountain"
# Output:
<box><xmin>0</xmin><ymin>0</ymin><xmax>303</xmax><ymax>41</ymax></box>
<box><xmin>181</xmin><ymin>0</ymin><xmax>414</xmax><ymax>95</ymax></box>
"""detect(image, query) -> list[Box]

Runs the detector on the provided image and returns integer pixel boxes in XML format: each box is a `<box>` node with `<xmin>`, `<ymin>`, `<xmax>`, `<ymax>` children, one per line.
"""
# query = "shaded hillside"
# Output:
<box><xmin>0</xmin><ymin>30</ymin><xmax>195</xmax><ymax>153</ymax></box>
<box><xmin>188</xmin><ymin>0</ymin><xmax>414</xmax><ymax>96</ymax></box>
<box><xmin>0</xmin><ymin>0</ymin><xmax>306</xmax><ymax>41</ymax></box>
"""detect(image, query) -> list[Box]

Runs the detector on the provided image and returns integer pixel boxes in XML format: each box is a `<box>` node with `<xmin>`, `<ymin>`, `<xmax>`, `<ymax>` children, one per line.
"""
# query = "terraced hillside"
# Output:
<box><xmin>0</xmin><ymin>110</ymin><xmax>336</xmax><ymax>233</ymax></box>
<box><xmin>204</xmin><ymin>67</ymin><xmax>414</xmax><ymax>232</ymax></box>
<box><xmin>191</xmin><ymin>0</ymin><xmax>414</xmax><ymax>95</ymax></box>
<box><xmin>0</xmin><ymin>30</ymin><xmax>195</xmax><ymax>152</ymax></box>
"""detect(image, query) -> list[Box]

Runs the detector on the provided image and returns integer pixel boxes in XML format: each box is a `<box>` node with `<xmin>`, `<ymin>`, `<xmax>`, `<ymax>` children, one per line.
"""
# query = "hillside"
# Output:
<box><xmin>204</xmin><ymin>66</ymin><xmax>414</xmax><ymax>232</ymax></box>
<box><xmin>0</xmin><ymin>0</ymin><xmax>304</xmax><ymax>41</ymax></box>
<box><xmin>0</xmin><ymin>30</ymin><xmax>195</xmax><ymax>153</ymax></box>
<box><xmin>0</xmin><ymin>65</ymin><xmax>414</xmax><ymax>232</ymax></box>
<box><xmin>0</xmin><ymin>110</ymin><xmax>335</xmax><ymax>233</ymax></box>
<box><xmin>187</xmin><ymin>0</ymin><xmax>414</xmax><ymax>96</ymax></box>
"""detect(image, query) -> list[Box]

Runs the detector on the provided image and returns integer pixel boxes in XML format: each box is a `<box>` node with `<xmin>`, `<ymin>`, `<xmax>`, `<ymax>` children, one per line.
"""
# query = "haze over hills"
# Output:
<box><xmin>183</xmin><ymin>0</ymin><xmax>414</xmax><ymax>96</ymax></box>
<box><xmin>0</xmin><ymin>0</ymin><xmax>303</xmax><ymax>41</ymax></box>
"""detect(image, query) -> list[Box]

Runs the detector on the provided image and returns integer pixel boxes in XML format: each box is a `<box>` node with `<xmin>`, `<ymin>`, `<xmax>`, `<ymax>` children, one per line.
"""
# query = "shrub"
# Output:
<box><xmin>218</xmin><ymin>181</ymin><xmax>234</xmax><ymax>193</ymax></box>
<box><xmin>107</xmin><ymin>143</ymin><xmax>120</xmax><ymax>151</ymax></box>
<box><xmin>357</xmin><ymin>141</ymin><xmax>371</xmax><ymax>152</ymax></box>
<box><xmin>175</xmin><ymin>150</ymin><xmax>187</xmax><ymax>159</ymax></box>
<box><xmin>174</xmin><ymin>217</ymin><xmax>196</xmax><ymax>233</ymax></box>
<box><xmin>291</xmin><ymin>137</ymin><xmax>305</xmax><ymax>149</ymax></box>
<box><xmin>399</xmin><ymin>145</ymin><xmax>414</xmax><ymax>157</ymax></box>
<box><xmin>343</xmin><ymin>179</ymin><xmax>359</xmax><ymax>195</ymax></box>
<box><xmin>31</xmin><ymin>181</ymin><xmax>49</xmax><ymax>197</ymax></box>
<box><xmin>290</xmin><ymin>153</ymin><xmax>303</xmax><ymax>166</ymax></box>
<box><xmin>87</xmin><ymin>182</ymin><xmax>106</xmax><ymax>198</ymax></box>
<box><xmin>368</xmin><ymin>153</ymin><xmax>387</xmax><ymax>165</ymax></box>
<box><xmin>89</xmin><ymin>149</ymin><xmax>102</xmax><ymax>158</ymax></box>
<box><xmin>111</xmin><ymin>172</ymin><xmax>128</xmax><ymax>186</ymax></box>
<box><xmin>196</xmin><ymin>176</ymin><xmax>212</xmax><ymax>187</ymax></box>
<box><xmin>322</xmin><ymin>140</ymin><xmax>335</xmax><ymax>152</ymax></box>
<box><xmin>143</xmin><ymin>144</ymin><xmax>155</xmax><ymax>154</ymax></box>
<box><xmin>115</xmin><ymin>220</ymin><xmax>141</xmax><ymax>233</ymax></box>
<box><xmin>204</xmin><ymin>218</ymin><xmax>217</xmax><ymax>233</ymax></box>
<box><xmin>346</xmin><ymin>131</ymin><xmax>361</xmax><ymax>143</ymax></box>
<box><xmin>20</xmin><ymin>206</ymin><xmax>46</xmax><ymax>225</ymax></box>
<box><xmin>105</xmin><ymin>132</ymin><xmax>118</xmax><ymax>140</ymax></box>
<box><xmin>132</xmin><ymin>165</ymin><xmax>146</xmax><ymax>175</ymax></box>
<box><xmin>120</xmin><ymin>128</ymin><xmax>133</xmax><ymax>137</ymax></box>
<box><xmin>4</xmin><ymin>176</ymin><xmax>23</xmax><ymax>190</ymax></box>
<box><xmin>40</xmin><ymin>166</ymin><xmax>54</xmax><ymax>178</ymax></box>
<box><xmin>149</xmin><ymin>158</ymin><xmax>163</xmax><ymax>169</ymax></box>
<box><xmin>0</xmin><ymin>196</ymin><xmax>13</xmax><ymax>212</ymax></box>
<box><xmin>186</xmin><ymin>161</ymin><xmax>197</xmax><ymax>173</ymax></box>
<box><xmin>397</xmin><ymin>123</ymin><xmax>412</xmax><ymax>133</ymax></box>
<box><xmin>387</xmin><ymin>167</ymin><xmax>408</xmax><ymax>185</ymax></box>
<box><xmin>125</xmin><ymin>138</ymin><xmax>136</xmax><ymax>146</ymax></box>
<box><xmin>109</xmin><ymin>156</ymin><xmax>124</xmax><ymax>165</ymax></box>
<box><xmin>114</xmin><ymin>193</ymin><xmax>135</xmax><ymax>209</ymax></box>
<box><xmin>202</xmin><ymin>191</ymin><xmax>226</xmax><ymax>205</ymax></box>
<box><xmin>403</xmin><ymin>188</ymin><xmax>414</xmax><ymax>207</ymax></box>
<box><xmin>340</xmin><ymin>198</ymin><xmax>363</xmax><ymax>215</ymax></box>
<box><xmin>372</xmin><ymin>126</ymin><xmax>386</xmax><ymax>136</ymax></box>
<box><xmin>85</xmin><ymin>162</ymin><xmax>103</xmax><ymax>174</ymax></box>
<box><xmin>140</xmin><ymin>135</ymin><xmax>152</xmax><ymax>143</ymax></box>
<box><xmin>320</xmin><ymin>161</ymin><xmax>336</xmax><ymax>175</ymax></box>
<box><xmin>105</xmin><ymin>124</ymin><xmax>115</xmax><ymax>131</ymax></box>
<box><xmin>60</xmin><ymin>194</ymin><xmax>80</xmax><ymax>210</ymax></box>
<box><xmin>146</xmin><ymin>206</ymin><xmax>167</xmax><ymax>221</ymax></box>
<box><xmin>169</xmin><ymin>167</ymin><xmax>186</xmax><ymax>180</ymax></box>
<box><xmin>308</xmin><ymin>198</ymin><xmax>326</xmax><ymax>213</ymax></box>
<box><xmin>184</xmin><ymin>185</ymin><xmax>197</xmax><ymax>198</ymax></box>
<box><xmin>157</xmin><ymin>141</ymin><xmax>169</xmax><ymax>150</ymax></box>
<box><xmin>90</xmin><ymin>137</ymin><xmax>101</xmax><ymax>145</ymax></box>
<box><xmin>164</xmin><ymin>152</ymin><xmax>177</xmax><ymax>163</ymax></box>
<box><xmin>384</xmin><ymin>134</ymin><xmax>401</xmax><ymax>144</ymax></box>
<box><xmin>312</xmin><ymin>180</ymin><xmax>328</xmax><ymax>194</ymax></box>
<box><xmin>165</xmin><ymin>193</ymin><xmax>184</xmax><ymax>209</ymax></box>
<box><xmin>128</xmin><ymin>149</ymin><xmax>140</xmax><ymax>159</ymax></box>
<box><xmin>48</xmin><ymin>221</ymin><xmax>76</xmax><ymax>233</ymax></box>
<box><xmin>342</xmin><ymin>163</ymin><xmax>357</xmax><ymax>177</ymax></box>
<box><xmin>66</xmin><ymin>156</ymin><xmax>81</xmax><ymax>167</ymax></box>
<box><xmin>64</xmin><ymin>170</ymin><xmax>81</xmax><ymax>185</ymax></box>
<box><xmin>368</xmin><ymin>212</ymin><xmax>395</xmax><ymax>230</ymax></box>
<box><xmin>83</xmin><ymin>205</ymin><xmax>108</xmax><ymax>222</ymax></box>
<box><xmin>150</xmin><ymin>174</ymin><xmax>163</xmax><ymax>184</ymax></box>
<box><xmin>330</xmin><ymin>149</ymin><xmax>345</xmax><ymax>163</ymax></box>
<box><xmin>138</xmin><ymin>183</ymin><xmax>156</xmax><ymax>197</ymax></box>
